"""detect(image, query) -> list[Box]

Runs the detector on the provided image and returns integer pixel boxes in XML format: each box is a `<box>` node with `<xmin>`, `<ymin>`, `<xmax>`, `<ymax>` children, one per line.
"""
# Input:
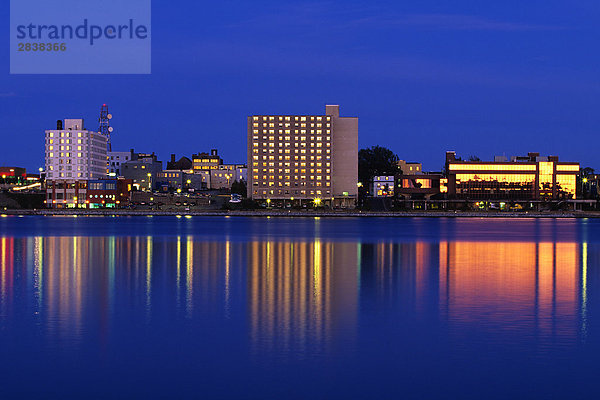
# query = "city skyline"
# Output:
<box><xmin>2</xmin><ymin>1</ymin><xmax>600</xmax><ymax>172</ymax></box>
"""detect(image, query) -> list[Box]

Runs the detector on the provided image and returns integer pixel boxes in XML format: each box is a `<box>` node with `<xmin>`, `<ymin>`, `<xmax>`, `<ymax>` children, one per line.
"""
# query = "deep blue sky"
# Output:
<box><xmin>2</xmin><ymin>0</ymin><xmax>600</xmax><ymax>172</ymax></box>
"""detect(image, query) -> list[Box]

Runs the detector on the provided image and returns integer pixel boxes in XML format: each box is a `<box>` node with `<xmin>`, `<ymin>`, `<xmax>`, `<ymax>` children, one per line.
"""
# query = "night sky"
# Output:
<box><xmin>2</xmin><ymin>0</ymin><xmax>599</xmax><ymax>172</ymax></box>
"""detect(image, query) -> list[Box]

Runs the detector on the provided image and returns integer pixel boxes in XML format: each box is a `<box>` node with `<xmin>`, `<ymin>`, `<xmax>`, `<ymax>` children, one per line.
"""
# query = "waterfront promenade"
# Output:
<box><xmin>2</xmin><ymin>209</ymin><xmax>598</xmax><ymax>218</ymax></box>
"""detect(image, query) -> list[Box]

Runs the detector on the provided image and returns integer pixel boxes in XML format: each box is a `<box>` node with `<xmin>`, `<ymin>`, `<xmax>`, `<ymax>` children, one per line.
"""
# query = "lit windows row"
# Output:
<box><xmin>449</xmin><ymin>164</ymin><xmax>537</xmax><ymax>172</ymax></box>
<box><xmin>556</xmin><ymin>164</ymin><xmax>579</xmax><ymax>172</ymax></box>
<box><xmin>254</xmin><ymin>182</ymin><xmax>331</xmax><ymax>187</ymax></box>
<box><xmin>253</xmin><ymin>149</ymin><xmax>330</xmax><ymax>154</ymax></box>
<box><xmin>46</xmin><ymin>172</ymin><xmax>87</xmax><ymax>178</ymax></box>
<box><xmin>257</xmin><ymin>190</ymin><xmax>330</xmax><ymax>196</ymax></box>
<box><xmin>252</xmin><ymin>155</ymin><xmax>331</xmax><ymax>161</ymax></box>
<box><xmin>46</xmin><ymin>132</ymin><xmax>91</xmax><ymax>138</ymax></box>
<box><xmin>455</xmin><ymin>174</ymin><xmax>536</xmax><ymax>183</ymax></box>
<box><xmin>252</xmin><ymin>128</ymin><xmax>331</xmax><ymax>134</ymax></box>
<box><xmin>47</xmin><ymin>153</ymin><xmax>86</xmax><ymax>158</ymax></box>
<box><xmin>258</xmin><ymin>162</ymin><xmax>329</xmax><ymax>167</ymax></box>
<box><xmin>46</xmin><ymin>139</ymin><xmax>86</xmax><ymax>144</ymax></box>
<box><xmin>253</xmin><ymin>116</ymin><xmax>331</xmax><ymax>122</ymax></box>
<box><xmin>47</xmin><ymin>146</ymin><xmax>84</xmax><ymax>151</ymax></box>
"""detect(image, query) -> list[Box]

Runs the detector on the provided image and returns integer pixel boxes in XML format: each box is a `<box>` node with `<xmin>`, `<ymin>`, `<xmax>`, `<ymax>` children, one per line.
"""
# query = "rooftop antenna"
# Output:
<box><xmin>98</xmin><ymin>103</ymin><xmax>114</xmax><ymax>151</ymax></box>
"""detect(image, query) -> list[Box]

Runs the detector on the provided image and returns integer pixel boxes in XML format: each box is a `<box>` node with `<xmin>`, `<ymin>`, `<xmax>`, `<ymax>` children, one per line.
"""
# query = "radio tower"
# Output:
<box><xmin>98</xmin><ymin>104</ymin><xmax>114</xmax><ymax>152</ymax></box>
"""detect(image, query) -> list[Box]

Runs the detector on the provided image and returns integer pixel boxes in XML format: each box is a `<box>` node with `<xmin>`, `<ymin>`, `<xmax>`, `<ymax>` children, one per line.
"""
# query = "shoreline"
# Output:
<box><xmin>2</xmin><ymin>209</ymin><xmax>599</xmax><ymax>218</ymax></box>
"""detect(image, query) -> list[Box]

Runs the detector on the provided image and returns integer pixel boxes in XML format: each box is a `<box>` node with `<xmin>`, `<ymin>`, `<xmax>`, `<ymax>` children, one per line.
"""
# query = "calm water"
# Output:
<box><xmin>0</xmin><ymin>216</ymin><xmax>599</xmax><ymax>399</ymax></box>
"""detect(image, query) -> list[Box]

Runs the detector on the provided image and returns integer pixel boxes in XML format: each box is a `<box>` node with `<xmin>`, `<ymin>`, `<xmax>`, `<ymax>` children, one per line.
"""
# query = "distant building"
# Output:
<box><xmin>372</xmin><ymin>176</ymin><xmax>395</xmax><ymax>197</ymax></box>
<box><xmin>0</xmin><ymin>167</ymin><xmax>27</xmax><ymax>184</ymax></box>
<box><xmin>156</xmin><ymin>170</ymin><xmax>185</xmax><ymax>191</ymax></box>
<box><xmin>120</xmin><ymin>152</ymin><xmax>163</xmax><ymax>191</ymax></box>
<box><xmin>45</xmin><ymin>118</ymin><xmax>108</xmax><ymax>208</ymax></box>
<box><xmin>167</xmin><ymin>154</ymin><xmax>193</xmax><ymax>172</ymax></box>
<box><xmin>193</xmin><ymin>170</ymin><xmax>211</xmax><ymax>190</ymax></box>
<box><xmin>108</xmin><ymin>150</ymin><xmax>135</xmax><ymax>176</ymax></box>
<box><xmin>156</xmin><ymin>170</ymin><xmax>210</xmax><ymax>192</ymax></box>
<box><xmin>397</xmin><ymin>160</ymin><xmax>422</xmax><ymax>175</ymax></box>
<box><xmin>445</xmin><ymin>151</ymin><xmax>579</xmax><ymax>200</ymax></box>
<box><xmin>209</xmin><ymin>164</ymin><xmax>247</xmax><ymax>190</ymax></box>
<box><xmin>192</xmin><ymin>149</ymin><xmax>222</xmax><ymax>172</ymax></box>
<box><xmin>247</xmin><ymin>104</ymin><xmax>358</xmax><ymax>207</ymax></box>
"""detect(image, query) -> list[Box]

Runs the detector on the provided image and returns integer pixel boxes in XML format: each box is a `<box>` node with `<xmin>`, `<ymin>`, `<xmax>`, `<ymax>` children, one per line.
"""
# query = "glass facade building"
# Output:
<box><xmin>445</xmin><ymin>152</ymin><xmax>579</xmax><ymax>200</ymax></box>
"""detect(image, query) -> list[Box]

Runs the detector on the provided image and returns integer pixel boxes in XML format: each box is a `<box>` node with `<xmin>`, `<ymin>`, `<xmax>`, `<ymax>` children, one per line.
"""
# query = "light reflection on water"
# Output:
<box><xmin>0</xmin><ymin>216</ymin><xmax>597</xmax><ymax>398</ymax></box>
<box><xmin>0</xmin><ymin>235</ymin><xmax>586</xmax><ymax>352</ymax></box>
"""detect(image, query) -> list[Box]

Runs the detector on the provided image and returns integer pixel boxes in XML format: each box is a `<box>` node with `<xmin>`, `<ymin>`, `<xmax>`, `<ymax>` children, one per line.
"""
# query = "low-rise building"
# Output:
<box><xmin>398</xmin><ymin>160</ymin><xmax>422</xmax><ymax>175</ymax></box>
<box><xmin>167</xmin><ymin>154</ymin><xmax>193</xmax><ymax>172</ymax></box>
<box><xmin>157</xmin><ymin>170</ymin><xmax>211</xmax><ymax>192</ymax></box>
<box><xmin>445</xmin><ymin>151</ymin><xmax>579</xmax><ymax>200</ymax></box>
<box><xmin>121</xmin><ymin>152</ymin><xmax>163</xmax><ymax>191</ymax></box>
<box><xmin>0</xmin><ymin>167</ymin><xmax>27</xmax><ymax>184</ymax></box>
<box><xmin>372</xmin><ymin>176</ymin><xmax>395</xmax><ymax>197</ymax></box>
<box><xmin>108</xmin><ymin>150</ymin><xmax>134</xmax><ymax>176</ymax></box>
<box><xmin>396</xmin><ymin>173</ymin><xmax>443</xmax><ymax>200</ymax></box>
<box><xmin>208</xmin><ymin>165</ymin><xmax>247</xmax><ymax>190</ymax></box>
<box><xmin>192</xmin><ymin>149</ymin><xmax>222</xmax><ymax>172</ymax></box>
<box><xmin>86</xmin><ymin>178</ymin><xmax>132</xmax><ymax>208</ymax></box>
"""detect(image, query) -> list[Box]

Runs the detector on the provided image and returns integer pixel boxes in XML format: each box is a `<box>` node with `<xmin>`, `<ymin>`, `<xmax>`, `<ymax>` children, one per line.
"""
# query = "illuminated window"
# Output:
<box><xmin>556</xmin><ymin>164</ymin><xmax>579</xmax><ymax>172</ymax></box>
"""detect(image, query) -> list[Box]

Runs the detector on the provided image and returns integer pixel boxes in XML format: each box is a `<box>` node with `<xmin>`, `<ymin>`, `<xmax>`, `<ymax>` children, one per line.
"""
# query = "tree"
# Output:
<box><xmin>467</xmin><ymin>155</ymin><xmax>481</xmax><ymax>162</ymax></box>
<box><xmin>581</xmin><ymin>167</ymin><xmax>595</xmax><ymax>177</ymax></box>
<box><xmin>358</xmin><ymin>146</ymin><xmax>399</xmax><ymax>186</ymax></box>
<box><xmin>231</xmin><ymin>179</ymin><xmax>247</xmax><ymax>197</ymax></box>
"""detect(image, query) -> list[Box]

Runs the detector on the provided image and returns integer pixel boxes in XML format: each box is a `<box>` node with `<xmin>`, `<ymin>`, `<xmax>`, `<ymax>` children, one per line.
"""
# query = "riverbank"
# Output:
<box><xmin>2</xmin><ymin>209</ymin><xmax>599</xmax><ymax>218</ymax></box>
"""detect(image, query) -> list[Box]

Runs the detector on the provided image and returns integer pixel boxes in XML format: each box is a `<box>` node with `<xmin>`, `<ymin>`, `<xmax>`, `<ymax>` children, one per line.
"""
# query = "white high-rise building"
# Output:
<box><xmin>44</xmin><ymin>118</ymin><xmax>108</xmax><ymax>208</ymax></box>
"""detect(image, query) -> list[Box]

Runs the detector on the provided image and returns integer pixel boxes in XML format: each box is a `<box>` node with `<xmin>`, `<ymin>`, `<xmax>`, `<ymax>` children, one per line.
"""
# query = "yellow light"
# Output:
<box><xmin>177</xmin><ymin>189</ymin><xmax>182</xmax><ymax>193</ymax></box>
<box><xmin>150</xmin><ymin>197</ymin><xmax>154</xmax><ymax>201</ymax></box>
<box><xmin>38</xmin><ymin>167</ymin><xmax>43</xmax><ymax>172</ymax></box>
<box><xmin>73</xmin><ymin>196</ymin><xmax>78</xmax><ymax>201</ymax></box>
<box><xmin>290</xmin><ymin>197</ymin><xmax>294</xmax><ymax>201</ymax></box>
<box><xmin>186</xmin><ymin>180</ymin><xmax>191</xmax><ymax>184</ymax></box>
<box><xmin>583</xmin><ymin>178</ymin><xmax>588</xmax><ymax>183</ymax></box>
<box><xmin>147</xmin><ymin>173</ymin><xmax>151</xmax><ymax>177</ymax></box>
<box><xmin>314</xmin><ymin>198</ymin><xmax>322</xmax><ymax>206</ymax></box>
<box><xmin>449</xmin><ymin>163</ymin><xmax>537</xmax><ymax>171</ymax></box>
<box><xmin>266</xmin><ymin>199</ymin><xmax>271</xmax><ymax>204</ymax></box>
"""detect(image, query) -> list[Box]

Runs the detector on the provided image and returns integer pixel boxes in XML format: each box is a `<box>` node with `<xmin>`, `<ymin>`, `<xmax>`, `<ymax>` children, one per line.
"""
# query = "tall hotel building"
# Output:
<box><xmin>247</xmin><ymin>105</ymin><xmax>358</xmax><ymax>207</ymax></box>
<box><xmin>44</xmin><ymin>119</ymin><xmax>108</xmax><ymax>208</ymax></box>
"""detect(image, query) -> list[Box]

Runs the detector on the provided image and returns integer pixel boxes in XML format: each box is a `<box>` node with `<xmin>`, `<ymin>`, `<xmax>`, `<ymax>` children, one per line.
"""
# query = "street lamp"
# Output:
<box><xmin>147</xmin><ymin>173</ymin><xmax>152</xmax><ymax>191</ymax></box>
<box><xmin>314</xmin><ymin>198</ymin><xmax>322</xmax><ymax>207</ymax></box>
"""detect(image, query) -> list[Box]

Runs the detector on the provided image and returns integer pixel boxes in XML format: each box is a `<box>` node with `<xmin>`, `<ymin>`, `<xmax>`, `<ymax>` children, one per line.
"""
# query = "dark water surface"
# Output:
<box><xmin>1</xmin><ymin>216</ymin><xmax>599</xmax><ymax>399</ymax></box>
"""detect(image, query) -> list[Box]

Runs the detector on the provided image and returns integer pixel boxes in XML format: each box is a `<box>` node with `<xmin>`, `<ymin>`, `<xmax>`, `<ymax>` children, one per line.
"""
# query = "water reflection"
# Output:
<box><xmin>0</xmin><ymin>231</ymin><xmax>590</xmax><ymax>356</ymax></box>
<box><xmin>248</xmin><ymin>241</ymin><xmax>359</xmax><ymax>356</ymax></box>
<box><xmin>438</xmin><ymin>241</ymin><xmax>580</xmax><ymax>348</ymax></box>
